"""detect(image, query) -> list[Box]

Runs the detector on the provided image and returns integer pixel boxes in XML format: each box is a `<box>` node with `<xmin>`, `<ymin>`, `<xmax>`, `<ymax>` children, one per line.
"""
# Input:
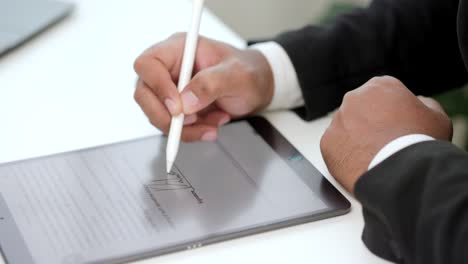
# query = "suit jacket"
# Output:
<box><xmin>271</xmin><ymin>0</ymin><xmax>468</xmax><ymax>263</ymax></box>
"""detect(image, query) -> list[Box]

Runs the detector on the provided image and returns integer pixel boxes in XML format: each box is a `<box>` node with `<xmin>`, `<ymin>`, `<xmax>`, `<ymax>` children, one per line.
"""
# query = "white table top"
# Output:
<box><xmin>0</xmin><ymin>0</ymin><xmax>390</xmax><ymax>263</ymax></box>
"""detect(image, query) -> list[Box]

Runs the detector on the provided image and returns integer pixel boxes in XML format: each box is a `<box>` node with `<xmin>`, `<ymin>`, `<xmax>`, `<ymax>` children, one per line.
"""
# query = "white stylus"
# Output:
<box><xmin>166</xmin><ymin>0</ymin><xmax>205</xmax><ymax>173</ymax></box>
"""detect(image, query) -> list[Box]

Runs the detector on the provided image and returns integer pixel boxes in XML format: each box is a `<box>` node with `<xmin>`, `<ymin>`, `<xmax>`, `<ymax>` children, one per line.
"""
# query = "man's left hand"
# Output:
<box><xmin>320</xmin><ymin>76</ymin><xmax>453</xmax><ymax>194</ymax></box>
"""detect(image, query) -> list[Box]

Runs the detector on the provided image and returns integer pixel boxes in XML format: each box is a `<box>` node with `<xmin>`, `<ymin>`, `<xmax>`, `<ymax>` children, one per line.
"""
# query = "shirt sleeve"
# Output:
<box><xmin>368</xmin><ymin>134</ymin><xmax>435</xmax><ymax>170</ymax></box>
<box><xmin>249</xmin><ymin>41</ymin><xmax>305</xmax><ymax>111</ymax></box>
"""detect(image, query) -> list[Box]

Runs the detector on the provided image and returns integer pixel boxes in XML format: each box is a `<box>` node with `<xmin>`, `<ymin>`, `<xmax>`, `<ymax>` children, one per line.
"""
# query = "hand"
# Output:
<box><xmin>133</xmin><ymin>33</ymin><xmax>273</xmax><ymax>142</ymax></box>
<box><xmin>320</xmin><ymin>76</ymin><xmax>453</xmax><ymax>193</ymax></box>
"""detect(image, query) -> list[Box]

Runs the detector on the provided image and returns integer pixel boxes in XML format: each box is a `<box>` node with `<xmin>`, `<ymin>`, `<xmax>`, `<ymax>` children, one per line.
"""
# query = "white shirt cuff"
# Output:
<box><xmin>249</xmin><ymin>42</ymin><xmax>304</xmax><ymax>111</ymax></box>
<box><xmin>368</xmin><ymin>134</ymin><xmax>435</xmax><ymax>170</ymax></box>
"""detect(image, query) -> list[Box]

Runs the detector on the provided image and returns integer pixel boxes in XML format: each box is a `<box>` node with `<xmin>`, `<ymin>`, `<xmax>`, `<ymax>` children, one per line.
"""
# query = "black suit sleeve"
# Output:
<box><xmin>354</xmin><ymin>141</ymin><xmax>468</xmax><ymax>263</ymax></box>
<box><xmin>273</xmin><ymin>0</ymin><xmax>467</xmax><ymax>120</ymax></box>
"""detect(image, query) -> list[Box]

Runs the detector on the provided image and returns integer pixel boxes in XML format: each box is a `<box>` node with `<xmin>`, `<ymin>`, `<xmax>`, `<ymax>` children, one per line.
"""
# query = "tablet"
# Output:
<box><xmin>0</xmin><ymin>0</ymin><xmax>74</xmax><ymax>57</ymax></box>
<box><xmin>0</xmin><ymin>117</ymin><xmax>350</xmax><ymax>264</ymax></box>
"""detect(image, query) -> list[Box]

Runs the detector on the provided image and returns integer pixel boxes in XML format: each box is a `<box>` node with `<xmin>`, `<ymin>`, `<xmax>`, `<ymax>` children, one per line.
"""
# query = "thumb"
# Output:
<box><xmin>180</xmin><ymin>66</ymin><xmax>227</xmax><ymax>115</ymax></box>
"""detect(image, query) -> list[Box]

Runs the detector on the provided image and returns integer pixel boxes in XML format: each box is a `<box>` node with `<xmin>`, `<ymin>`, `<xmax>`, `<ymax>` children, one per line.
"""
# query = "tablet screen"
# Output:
<box><xmin>0</xmin><ymin>118</ymin><xmax>349</xmax><ymax>264</ymax></box>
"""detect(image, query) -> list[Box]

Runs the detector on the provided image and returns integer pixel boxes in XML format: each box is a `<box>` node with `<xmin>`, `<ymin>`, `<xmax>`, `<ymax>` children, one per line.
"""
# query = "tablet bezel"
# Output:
<box><xmin>0</xmin><ymin>116</ymin><xmax>350</xmax><ymax>264</ymax></box>
<box><xmin>247</xmin><ymin>116</ymin><xmax>351</xmax><ymax>212</ymax></box>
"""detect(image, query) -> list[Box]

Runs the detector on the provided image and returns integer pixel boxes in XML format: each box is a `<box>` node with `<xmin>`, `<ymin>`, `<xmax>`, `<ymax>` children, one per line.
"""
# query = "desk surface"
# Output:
<box><xmin>0</xmin><ymin>0</ymin><xmax>389</xmax><ymax>263</ymax></box>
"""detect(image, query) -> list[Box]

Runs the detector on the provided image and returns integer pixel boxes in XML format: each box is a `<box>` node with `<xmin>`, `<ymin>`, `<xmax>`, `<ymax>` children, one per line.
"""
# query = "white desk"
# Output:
<box><xmin>0</xmin><ymin>0</ymin><xmax>390</xmax><ymax>263</ymax></box>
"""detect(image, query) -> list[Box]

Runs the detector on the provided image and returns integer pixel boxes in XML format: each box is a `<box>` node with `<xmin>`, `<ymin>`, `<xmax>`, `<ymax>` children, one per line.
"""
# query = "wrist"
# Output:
<box><xmin>249</xmin><ymin>42</ymin><xmax>304</xmax><ymax>111</ymax></box>
<box><xmin>243</xmin><ymin>48</ymin><xmax>274</xmax><ymax>113</ymax></box>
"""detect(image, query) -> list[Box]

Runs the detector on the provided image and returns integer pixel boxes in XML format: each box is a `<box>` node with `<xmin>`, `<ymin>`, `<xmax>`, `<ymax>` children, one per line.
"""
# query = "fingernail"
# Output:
<box><xmin>201</xmin><ymin>131</ymin><xmax>217</xmax><ymax>141</ymax></box>
<box><xmin>184</xmin><ymin>115</ymin><xmax>197</xmax><ymax>125</ymax></box>
<box><xmin>164</xmin><ymin>98</ymin><xmax>177</xmax><ymax>115</ymax></box>
<box><xmin>181</xmin><ymin>91</ymin><xmax>199</xmax><ymax>111</ymax></box>
<box><xmin>218</xmin><ymin>116</ymin><xmax>230</xmax><ymax>127</ymax></box>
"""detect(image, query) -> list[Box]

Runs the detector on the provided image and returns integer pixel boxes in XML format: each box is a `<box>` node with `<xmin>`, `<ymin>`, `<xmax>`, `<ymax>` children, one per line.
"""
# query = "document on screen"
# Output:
<box><xmin>0</xmin><ymin>121</ymin><xmax>327</xmax><ymax>264</ymax></box>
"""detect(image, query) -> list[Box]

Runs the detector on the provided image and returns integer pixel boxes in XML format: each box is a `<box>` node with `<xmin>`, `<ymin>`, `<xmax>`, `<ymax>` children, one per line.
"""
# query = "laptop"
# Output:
<box><xmin>0</xmin><ymin>0</ymin><xmax>74</xmax><ymax>56</ymax></box>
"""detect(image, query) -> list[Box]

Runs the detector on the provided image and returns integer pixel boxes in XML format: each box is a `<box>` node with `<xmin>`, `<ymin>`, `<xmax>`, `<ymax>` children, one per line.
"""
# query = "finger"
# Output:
<box><xmin>134</xmin><ymin>81</ymin><xmax>171</xmax><ymax>134</ymax></box>
<box><xmin>140</xmin><ymin>33</ymin><xmax>186</xmax><ymax>80</ymax></box>
<box><xmin>134</xmin><ymin>55</ymin><xmax>182</xmax><ymax>116</ymax></box>
<box><xmin>181</xmin><ymin>125</ymin><xmax>218</xmax><ymax>142</ymax></box>
<box><xmin>417</xmin><ymin>96</ymin><xmax>447</xmax><ymax>114</ymax></box>
<box><xmin>197</xmin><ymin>110</ymin><xmax>231</xmax><ymax>127</ymax></box>
<box><xmin>180</xmin><ymin>65</ymin><xmax>227</xmax><ymax>115</ymax></box>
<box><xmin>183</xmin><ymin>114</ymin><xmax>198</xmax><ymax>126</ymax></box>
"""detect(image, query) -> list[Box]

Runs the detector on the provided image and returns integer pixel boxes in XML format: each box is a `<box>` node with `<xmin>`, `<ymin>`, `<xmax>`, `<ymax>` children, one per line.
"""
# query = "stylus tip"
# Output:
<box><xmin>166</xmin><ymin>160</ymin><xmax>173</xmax><ymax>174</ymax></box>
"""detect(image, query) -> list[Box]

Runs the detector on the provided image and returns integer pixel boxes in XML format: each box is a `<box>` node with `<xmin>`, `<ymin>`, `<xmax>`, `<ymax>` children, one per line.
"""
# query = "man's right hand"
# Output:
<box><xmin>133</xmin><ymin>33</ymin><xmax>274</xmax><ymax>142</ymax></box>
